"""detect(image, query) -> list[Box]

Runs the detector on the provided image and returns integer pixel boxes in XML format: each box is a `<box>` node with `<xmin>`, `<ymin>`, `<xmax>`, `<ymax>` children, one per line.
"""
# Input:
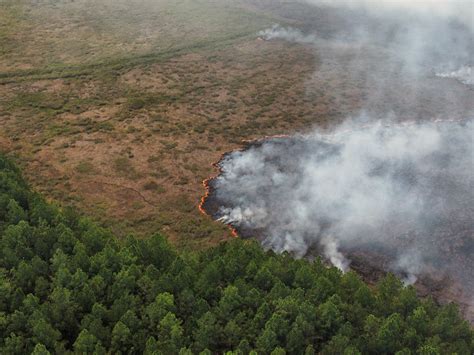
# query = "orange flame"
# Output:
<box><xmin>197</xmin><ymin>134</ymin><xmax>301</xmax><ymax>239</ymax></box>
<box><xmin>198</xmin><ymin>177</ymin><xmax>212</xmax><ymax>215</ymax></box>
<box><xmin>198</xmin><ymin>154</ymin><xmax>240</xmax><ymax>238</ymax></box>
<box><xmin>199</xmin><ymin>120</ymin><xmax>465</xmax><ymax>238</ymax></box>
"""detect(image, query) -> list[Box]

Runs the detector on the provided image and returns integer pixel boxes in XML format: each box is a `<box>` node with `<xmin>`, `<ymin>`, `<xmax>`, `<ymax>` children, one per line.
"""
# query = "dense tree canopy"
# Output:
<box><xmin>0</xmin><ymin>154</ymin><xmax>472</xmax><ymax>354</ymax></box>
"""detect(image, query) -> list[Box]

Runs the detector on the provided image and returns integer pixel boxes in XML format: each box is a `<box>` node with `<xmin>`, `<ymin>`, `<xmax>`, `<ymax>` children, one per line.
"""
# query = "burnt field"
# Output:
<box><xmin>200</xmin><ymin>0</ymin><xmax>474</xmax><ymax>322</ymax></box>
<box><xmin>202</xmin><ymin>119</ymin><xmax>474</xmax><ymax>321</ymax></box>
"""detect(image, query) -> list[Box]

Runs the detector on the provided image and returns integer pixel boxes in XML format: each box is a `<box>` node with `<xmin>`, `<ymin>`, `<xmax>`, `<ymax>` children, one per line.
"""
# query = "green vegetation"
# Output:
<box><xmin>0</xmin><ymin>155</ymin><xmax>472</xmax><ymax>354</ymax></box>
<box><xmin>75</xmin><ymin>161</ymin><xmax>95</xmax><ymax>175</ymax></box>
<box><xmin>0</xmin><ymin>0</ymin><xmax>271</xmax><ymax>84</ymax></box>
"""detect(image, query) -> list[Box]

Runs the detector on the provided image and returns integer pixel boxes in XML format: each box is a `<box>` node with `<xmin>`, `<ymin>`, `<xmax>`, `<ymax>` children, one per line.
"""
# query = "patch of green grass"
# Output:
<box><xmin>126</xmin><ymin>93</ymin><xmax>177</xmax><ymax>111</ymax></box>
<box><xmin>45</xmin><ymin>123</ymin><xmax>74</xmax><ymax>141</ymax></box>
<box><xmin>0</xmin><ymin>30</ymin><xmax>265</xmax><ymax>84</ymax></box>
<box><xmin>143</xmin><ymin>181</ymin><xmax>166</xmax><ymax>193</ymax></box>
<box><xmin>9</xmin><ymin>92</ymin><xmax>65</xmax><ymax>112</ymax></box>
<box><xmin>75</xmin><ymin>160</ymin><xmax>95</xmax><ymax>175</ymax></box>
<box><xmin>160</xmin><ymin>140</ymin><xmax>178</xmax><ymax>151</ymax></box>
<box><xmin>127</xmin><ymin>97</ymin><xmax>146</xmax><ymax>111</ymax></box>
<box><xmin>97</xmin><ymin>121</ymin><xmax>114</xmax><ymax>132</ymax></box>
<box><xmin>113</xmin><ymin>156</ymin><xmax>141</xmax><ymax>180</ymax></box>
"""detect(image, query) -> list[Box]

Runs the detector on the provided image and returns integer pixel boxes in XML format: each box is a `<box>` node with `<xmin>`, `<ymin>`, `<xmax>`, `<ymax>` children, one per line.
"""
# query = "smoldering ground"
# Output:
<box><xmin>247</xmin><ymin>2</ymin><xmax>474</xmax><ymax>280</ymax></box>
<box><xmin>204</xmin><ymin>0</ymin><xmax>474</xmax><ymax>317</ymax></box>
<box><xmin>203</xmin><ymin>119</ymin><xmax>474</xmax><ymax>313</ymax></box>
<box><xmin>247</xmin><ymin>0</ymin><xmax>474</xmax><ymax>261</ymax></box>
<box><xmin>204</xmin><ymin>120</ymin><xmax>474</xmax><ymax>319</ymax></box>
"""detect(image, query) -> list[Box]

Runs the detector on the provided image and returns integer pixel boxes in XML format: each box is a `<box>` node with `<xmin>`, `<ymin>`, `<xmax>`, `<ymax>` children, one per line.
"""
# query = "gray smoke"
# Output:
<box><xmin>257</xmin><ymin>0</ymin><xmax>474</xmax><ymax>120</ymax></box>
<box><xmin>303</xmin><ymin>0</ymin><xmax>474</xmax><ymax>32</ymax></box>
<box><xmin>238</xmin><ymin>0</ymin><xmax>474</xmax><ymax>317</ymax></box>
<box><xmin>212</xmin><ymin>119</ymin><xmax>473</xmax><ymax>285</ymax></box>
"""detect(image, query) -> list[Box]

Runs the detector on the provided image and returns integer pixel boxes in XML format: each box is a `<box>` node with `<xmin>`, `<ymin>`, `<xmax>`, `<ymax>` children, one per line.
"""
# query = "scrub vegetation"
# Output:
<box><xmin>0</xmin><ymin>0</ymin><xmax>335</xmax><ymax>247</ymax></box>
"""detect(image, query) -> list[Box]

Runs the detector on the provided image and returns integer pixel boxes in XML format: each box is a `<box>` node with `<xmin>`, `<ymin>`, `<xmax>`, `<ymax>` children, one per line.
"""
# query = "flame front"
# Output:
<box><xmin>198</xmin><ymin>155</ymin><xmax>240</xmax><ymax>238</ymax></box>
<box><xmin>197</xmin><ymin>134</ymin><xmax>306</xmax><ymax>239</ymax></box>
<box><xmin>198</xmin><ymin>178</ymin><xmax>211</xmax><ymax>216</ymax></box>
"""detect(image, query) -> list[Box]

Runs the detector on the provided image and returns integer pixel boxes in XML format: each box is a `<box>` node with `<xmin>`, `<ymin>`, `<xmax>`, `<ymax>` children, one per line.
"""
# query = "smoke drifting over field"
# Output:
<box><xmin>204</xmin><ymin>0</ymin><xmax>474</xmax><ymax>317</ymax></box>
<box><xmin>209</xmin><ymin>120</ymin><xmax>473</xmax><ymax>284</ymax></box>
<box><xmin>305</xmin><ymin>0</ymin><xmax>474</xmax><ymax>31</ymax></box>
<box><xmin>258</xmin><ymin>0</ymin><xmax>474</xmax><ymax>121</ymax></box>
<box><xmin>248</xmin><ymin>2</ymin><xmax>474</xmax><ymax>275</ymax></box>
<box><xmin>436</xmin><ymin>66</ymin><xmax>474</xmax><ymax>87</ymax></box>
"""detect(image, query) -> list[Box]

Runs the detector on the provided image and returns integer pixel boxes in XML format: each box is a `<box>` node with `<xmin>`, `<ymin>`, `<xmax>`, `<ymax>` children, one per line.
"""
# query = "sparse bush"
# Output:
<box><xmin>75</xmin><ymin>161</ymin><xmax>95</xmax><ymax>174</ymax></box>
<box><xmin>113</xmin><ymin>156</ymin><xmax>140</xmax><ymax>179</ymax></box>
<box><xmin>128</xmin><ymin>97</ymin><xmax>146</xmax><ymax>110</ymax></box>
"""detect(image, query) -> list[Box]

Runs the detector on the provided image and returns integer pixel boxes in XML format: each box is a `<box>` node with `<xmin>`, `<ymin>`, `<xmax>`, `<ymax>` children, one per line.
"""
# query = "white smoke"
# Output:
<box><xmin>396</xmin><ymin>249</ymin><xmax>424</xmax><ymax>286</ymax></box>
<box><xmin>257</xmin><ymin>15</ymin><xmax>473</xmax><ymax>119</ymax></box>
<box><xmin>304</xmin><ymin>0</ymin><xmax>474</xmax><ymax>32</ymax></box>
<box><xmin>321</xmin><ymin>236</ymin><xmax>350</xmax><ymax>272</ymax></box>
<box><xmin>211</xmin><ymin>119</ymin><xmax>473</xmax><ymax>280</ymax></box>
<box><xmin>436</xmin><ymin>66</ymin><xmax>474</xmax><ymax>87</ymax></box>
<box><xmin>238</xmin><ymin>0</ymin><xmax>473</xmax><ymax>318</ymax></box>
<box><xmin>259</xmin><ymin>25</ymin><xmax>317</xmax><ymax>44</ymax></box>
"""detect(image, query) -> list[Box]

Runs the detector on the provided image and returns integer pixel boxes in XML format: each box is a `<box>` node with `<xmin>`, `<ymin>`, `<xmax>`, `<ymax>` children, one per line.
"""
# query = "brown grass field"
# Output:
<box><xmin>1</xmin><ymin>0</ymin><xmax>472</xmax><ymax>251</ymax></box>
<box><xmin>0</xmin><ymin>0</ymin><xmax>319</xmax><ymax>249</ymax></box>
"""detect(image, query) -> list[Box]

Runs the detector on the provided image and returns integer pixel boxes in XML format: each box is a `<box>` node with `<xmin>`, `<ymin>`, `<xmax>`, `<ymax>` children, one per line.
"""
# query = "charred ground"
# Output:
<box><xmin>201</xmin><ymin>122</ymin><xmax>474</xmax><ymax>321</ymax></box>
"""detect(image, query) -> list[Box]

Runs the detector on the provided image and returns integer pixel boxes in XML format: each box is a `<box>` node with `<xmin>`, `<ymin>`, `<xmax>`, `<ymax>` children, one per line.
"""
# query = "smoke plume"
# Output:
<box><xmin>237</xmin><ymin>0</ymin><xmax>474</xmax><ymax>317</ymax></box>
<box><xmin>211</xmin><ymin>119</ymin><xmax>473</xmax><ymax>286</ymax></box>
<box><xmin>304</xmin><ymin>0</ymin><xmax>474</xmax><ymax>31</ymax></box>
<box><xmin>436</xmin><ymin>66</ymin><xmax>474</xmax><ymax>87</ymax></box>
<box><xmin>257</xmin><ymin>0</ymin><xmax>474</xmax><ymax>121</ymax></box>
